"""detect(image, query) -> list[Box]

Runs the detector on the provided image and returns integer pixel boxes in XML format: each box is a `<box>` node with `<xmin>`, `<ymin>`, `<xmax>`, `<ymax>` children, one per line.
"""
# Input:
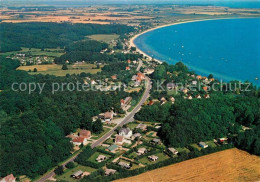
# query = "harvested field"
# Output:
<box><xmin>114</xmin><ymin>148</ymin><xmax>260</xmax><ymax>182</ymax></box>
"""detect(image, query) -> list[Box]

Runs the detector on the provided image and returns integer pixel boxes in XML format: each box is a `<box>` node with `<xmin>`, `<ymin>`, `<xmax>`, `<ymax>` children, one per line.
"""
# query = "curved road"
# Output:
<box><xmin>91</xmin><ymin>76</ymin><xmax>151</xmax><ymax>148</ymax></box>
<box><xmin>36</xmin><ymin>76</ymin><xmax>151</xmax><ymax>182</ymax></box>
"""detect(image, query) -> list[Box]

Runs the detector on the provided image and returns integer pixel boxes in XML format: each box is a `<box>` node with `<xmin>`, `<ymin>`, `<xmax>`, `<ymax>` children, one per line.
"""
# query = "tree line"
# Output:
<box><xmin>0</xmin><ymin>22</ymin><xmax>134</xmax><ymax>52</ymax></box>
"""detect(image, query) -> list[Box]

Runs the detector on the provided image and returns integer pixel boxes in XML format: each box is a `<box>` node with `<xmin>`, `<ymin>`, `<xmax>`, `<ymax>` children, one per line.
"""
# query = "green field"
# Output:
<box><xmin>17</xmin><ymin>63</ymin><xmax>101</xmax><ymax>76</ymax></box>
<box><xmin>87</xmin><ymin>34</ymin><xmax>119</xmax><ymax>43</ymax></box>
<box><xmin>0</xmin><ymin>47</ymin><xmax>64</xmax><ymax>57</ymax></box>
<box><xmin>55</xmin><ymin>165</ymin><xmax>96</xmax><ymax>182</ymax></box>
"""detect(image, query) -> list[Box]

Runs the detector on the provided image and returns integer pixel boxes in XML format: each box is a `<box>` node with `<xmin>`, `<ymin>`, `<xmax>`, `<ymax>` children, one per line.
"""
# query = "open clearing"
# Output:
<box><xmin>87</xmin><ymin>34</ymin><xmax>119</xmax><ymax>43</ymax></box>
<box><xmin>17</xmin><ymin>64</ymin><xmax>101</xmax><ymax>76</ymax></box>
<box><xmin>114</xmin><ymin>148</ymin><xmax>260</xmax><ymax>182</ymax></box>
<box><xmin>0</xmin><ymin>47</ymin><xmax>64</xmax><ymax>57</ymax></box>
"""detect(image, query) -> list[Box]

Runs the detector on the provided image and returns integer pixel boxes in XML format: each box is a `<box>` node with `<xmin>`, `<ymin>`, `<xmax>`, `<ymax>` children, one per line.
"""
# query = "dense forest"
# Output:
<box><xmin>0</xmin><ymin>57</ymin><xmax>137</xmax><ymax>178</ymax></box>
<box><xmin>54</xmin><ymin>39</ymin><xmax>141</xmax><ymax>64</ymax></box>
<box><xmin>0</xmin><ymin>22</ymin><xmax>134</xmax><ymax>52</ymax></box>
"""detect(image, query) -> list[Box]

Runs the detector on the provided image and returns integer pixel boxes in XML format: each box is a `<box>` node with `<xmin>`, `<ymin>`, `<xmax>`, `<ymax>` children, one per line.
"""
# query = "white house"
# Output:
<box><xmin>199</xmin><ymin>142</ymin><xmax>208</xmax><ymax>148</ymax></box>
<box><xmin>105</xmin><ymin>169</ymin><xmax>117</xmax><ymax>176</ymax></box>
<box><xmin>96</xmin><ymin>155</ymin><xmax>107</xmax><ymax>162</ymax></box>
<box><xmin>148</xmin><ymin>155</ymin><xmax>158</xmax><ymax>161</ymax></box>
<box><xmin>137</xmin><ymin>147</ymin><xmax>147</xmax><ymax>155</ymax></box>
<box><xmin>118</xmin><ymin>161</ymin><xmax>131</xmax><ymax>169</ymax></box>
<box><xmin>168</xmin><ymin>148</ymin><xmax>178</xmax><ymax>155</ymax></box>
<box><xmin>119</xmin><ymin>128</ymin><xmax>132</xmax><ymax>139</ymax></box>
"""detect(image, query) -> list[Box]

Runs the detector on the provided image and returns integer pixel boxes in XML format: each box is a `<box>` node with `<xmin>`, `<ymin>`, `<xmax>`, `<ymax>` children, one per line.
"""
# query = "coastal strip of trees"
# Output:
<box><xmin>135</xmin><ymin>62</ymin><xmax>260</xmax><ymax>156</ymax></box>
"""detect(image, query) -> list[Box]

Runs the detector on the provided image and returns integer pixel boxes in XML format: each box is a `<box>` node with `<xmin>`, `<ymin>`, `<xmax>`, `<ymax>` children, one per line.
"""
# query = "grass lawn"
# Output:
<box><xmin>127</xmin><ymin>122</ymin><xmax>139</xmax><ymax>130</ymax></box>
<box><xmin>104</xmin><ymin>138</ymin><xmax>114</xmax><ymax>145</ymax></box>
<box><xmin>87</xmin><ymin>34</ymin><xmax>119</xmax><ymax>43</ymax></box>
<box><xmin>0</xmin><ymin>47</ymin><xmax>64</xmax><ymax>57</ymax></box>
<box><xmin>143</xmin><ymin>136</ymin><xmax>158</xmax><ymax>142</ymax></box>
<box><xmin>130</xmin><ymin>163</ymin><xmax>141</xmax><ymax>170</ymax></box>
<box><xmin>87</xmin><ymin>152</ymin><xmax>111</xmax><ymax>164</ymax></box>
<box><xmin>190</xmin><ymin>144</ymin><xmax>202</xmax><ymax>151</ymax></box>
<box><xmin>123</xmin><ymin>142</ymin><xmax>132</xmax><ymax>148</ymax></box>
<box><xmin>55</xmin><ymin>165</ymin><xmax>96</xmax><ymax>182</ymax></box>
<box><xmin>206</xmin><ymin>141</ymin><xmax>217</xmax><ymax>148</ymax></box>
<box><xmin>96</xmin><ymin>146</ymin><xmax>107</xmax><ymax>150</ymax></box>
<box><xmin>176</xmin><ymin>147</ymin><xmax>190</xmax><ymax>153</ymax></box>
<box><xmin>125</xmin><ymin>87</ymin><xmax>142</xmax><ymax>93</ymax></box>
<box><xmin>139</xmin><ymin>152</ymin><xmax>170</xmax><ymax>165</ymax></box>
<box><xmin>128</xmin><ymin>152</ymin><xmax>139</xmax><ymax>159</ymax></box>
<box><xmin>17</xmin><ymin>63</ymin><xmax>101</xmax><ymax>76</ymax></box>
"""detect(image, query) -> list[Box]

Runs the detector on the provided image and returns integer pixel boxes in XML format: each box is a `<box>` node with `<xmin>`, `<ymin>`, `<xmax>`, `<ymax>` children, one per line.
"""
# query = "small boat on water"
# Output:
<box><xmin>255</xmin><ymin>77</ymin><xmax>259</xmax><ymax>80</ymax></box>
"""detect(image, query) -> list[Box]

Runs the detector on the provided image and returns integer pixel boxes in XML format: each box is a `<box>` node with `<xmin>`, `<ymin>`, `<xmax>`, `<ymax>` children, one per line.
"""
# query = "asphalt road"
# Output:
<box><xmin>36</xmin><ymin>76</ymin><xmax>151</xmax><ymax>182</ymax></box>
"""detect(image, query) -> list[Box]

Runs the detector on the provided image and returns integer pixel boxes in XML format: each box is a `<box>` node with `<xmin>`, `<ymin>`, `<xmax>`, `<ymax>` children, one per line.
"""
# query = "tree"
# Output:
<box><xmin>116</xmin><ymin>41</ymin><xmax>123</xmax><ymax>49</ymax></box>
<box><xmin>92</xmin><ymin>119</ymin><xmax>103</xmax><ymax>134</ymax></box>
<box><xmin>65</xmin><ymin>162</ymin><xmax>75</xmax><ymax>169</ymax></box>
<box><xmin>130</xmin><ymin>46</ymin><xmax>137</xmax><ymax>51</ymax></box>
<box><xmin>152</xmin><ymin>65</ymin><xmax>166</xmax><ymax>80</ymax></box>
<box><xmin>80</xmin><ymin>114</ymin><xmax>93</xmax><ymax>131</ymax></box>
<box><xmin>33</xmin><ymin>68</ymin><xmax>38</xmax><ymax>72</ymax></box>
<box><xmin>62</xmin><ymin>64</ymin><xmax>68</xmax><ymax>70</ymax></box>
<box><xmin>54</xmin><ymin>166</ymin><xmax>64</xmax><ymax>175</ymax></box>
<box><xmin>208</xmin><ymin>74</ymin><xmax>214</xmax><ymax>79</ymax></box>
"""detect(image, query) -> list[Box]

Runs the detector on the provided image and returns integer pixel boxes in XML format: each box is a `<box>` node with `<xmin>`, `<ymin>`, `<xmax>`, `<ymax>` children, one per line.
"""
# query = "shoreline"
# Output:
<box><xmin>129</xmin><ymin>17</ymin><xmax>255</xmax><ymax>64</ymax></box>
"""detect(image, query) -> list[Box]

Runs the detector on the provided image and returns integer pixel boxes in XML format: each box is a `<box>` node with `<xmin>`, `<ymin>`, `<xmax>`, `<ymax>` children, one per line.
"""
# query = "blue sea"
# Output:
<box><xmin>134</xmin><ymin>18</ymin><xmax>260</xmax><ymax>86</ymax></box>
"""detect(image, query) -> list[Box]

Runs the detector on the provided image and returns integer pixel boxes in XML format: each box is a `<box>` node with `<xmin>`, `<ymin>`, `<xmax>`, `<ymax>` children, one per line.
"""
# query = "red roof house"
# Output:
<box><xmin>79</xmin><ymin>129</ymin><xmax>91</xmax><ymax>139</ymax></box>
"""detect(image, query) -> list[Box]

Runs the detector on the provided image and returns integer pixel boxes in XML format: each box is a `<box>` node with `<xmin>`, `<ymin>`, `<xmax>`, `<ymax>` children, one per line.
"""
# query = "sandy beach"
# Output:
<box><xmin>129</xmin><ymin>17</ymin><xmax>251</xmax><ymax>64</ymax></box>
